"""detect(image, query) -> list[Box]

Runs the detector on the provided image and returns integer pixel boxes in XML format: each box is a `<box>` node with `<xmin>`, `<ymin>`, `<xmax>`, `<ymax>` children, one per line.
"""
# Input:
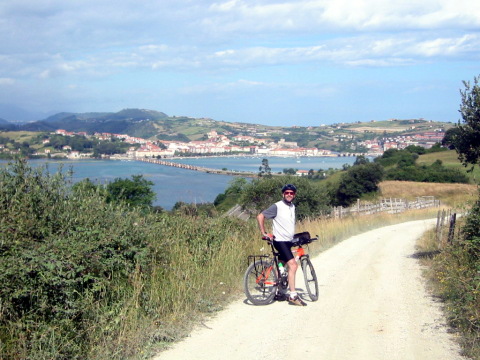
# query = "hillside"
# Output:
<box><xmin>0</xmin><ymin>109</ymin><xmax>455</xmax><ymax>150</ymax></box>
<box><xmin>417</xmin><ymin>150</ymin><xmax>480</xmax><ymax>183</ymax></box>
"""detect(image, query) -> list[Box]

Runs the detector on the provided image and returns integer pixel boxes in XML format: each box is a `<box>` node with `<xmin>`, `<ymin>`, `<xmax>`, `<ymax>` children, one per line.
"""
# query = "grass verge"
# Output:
<box><xmin>416</xmin><ymin>218</ymin><xmax>480</xmax><ymax>360</ymax></box>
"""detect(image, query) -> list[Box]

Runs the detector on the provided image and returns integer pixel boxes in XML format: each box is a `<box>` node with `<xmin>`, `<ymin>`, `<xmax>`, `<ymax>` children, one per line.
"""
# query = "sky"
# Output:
<box><xmin>0</xmin><ymin>0</ymin><xmax>479</xmax><ymax>126</ymax></box>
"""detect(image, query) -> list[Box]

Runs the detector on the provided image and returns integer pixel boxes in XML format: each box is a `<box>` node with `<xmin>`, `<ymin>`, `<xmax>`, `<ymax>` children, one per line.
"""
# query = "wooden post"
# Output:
<box><xmin>448</xmin><ymin>213</ymin><xmax>456</xmax><ymax>243</ymax></box>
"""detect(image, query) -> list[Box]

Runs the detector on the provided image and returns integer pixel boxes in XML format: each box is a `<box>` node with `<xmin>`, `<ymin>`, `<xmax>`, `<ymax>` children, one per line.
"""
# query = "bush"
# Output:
<box><xmin>385</xmin><ymin>161</ymin><xmax>469</xmax><ymax>183</ymax></box>
<box><xmin>240</xmin><ymin>175</ymin><xmax>330</xmax><ymax>219</ymax></box>
<box><xmin>432</xmin><ymin>206</ymin><xmax>480</xmax><ymax>359</ymax></box>
<box><xmin>0</xmin><ymin>159</ymin><xmax>153</xmax><ymax>358</ymax></box>
<box><xmin>332</xmin><ymin>162</ymin><xmax>385</xmax><ymax>207</ymax></box>
<box><xmin>0</xmin><ymin>159</ymin><xmax>259</xmax><ymax>359</ymax></box>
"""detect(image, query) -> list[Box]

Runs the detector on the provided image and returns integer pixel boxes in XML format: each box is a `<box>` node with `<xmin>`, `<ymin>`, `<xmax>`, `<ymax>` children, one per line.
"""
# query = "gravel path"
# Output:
<box><xmin>153</xmin><ymin>219</ymin><xmax>467</xmax><ymax>360</ymax></box>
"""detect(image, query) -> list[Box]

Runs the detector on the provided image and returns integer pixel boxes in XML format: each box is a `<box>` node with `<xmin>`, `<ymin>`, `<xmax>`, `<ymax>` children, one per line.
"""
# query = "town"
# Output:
<box><xmin>52</xmin><ymin>126</ymin><xmax>446</xmax><ymax>160</ymax></box>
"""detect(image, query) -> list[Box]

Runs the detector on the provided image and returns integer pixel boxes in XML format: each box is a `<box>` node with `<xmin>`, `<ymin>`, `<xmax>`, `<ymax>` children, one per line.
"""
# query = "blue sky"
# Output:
<box><xmin>0</xmin><ymin>0</ymin><xmax>479</xmax><ymax>126</ymax></box>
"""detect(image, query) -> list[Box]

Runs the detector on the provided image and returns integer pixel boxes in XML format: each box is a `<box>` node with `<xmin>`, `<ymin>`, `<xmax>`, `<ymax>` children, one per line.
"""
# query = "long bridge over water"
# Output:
<box><xmin>136</xmin><ymin>157</ymin><xmax>258</xmax><ymax>177</ymax></box>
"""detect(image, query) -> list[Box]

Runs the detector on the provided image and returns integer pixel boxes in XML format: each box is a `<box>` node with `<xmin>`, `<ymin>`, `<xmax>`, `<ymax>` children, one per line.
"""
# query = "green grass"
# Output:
<box><xmin>0</xmin><ymin>131</ymin><xmax>41</xmax><ymax>142</ymax></box>
<box><xmin>418</xmin><ymin>150</ymin><xmax>480</xmax><ymax>184</ymax></box>
<box><xmin>417</xmin><ymin>219</ymin><xmax>480</xmax><ymax>360</ymax></box>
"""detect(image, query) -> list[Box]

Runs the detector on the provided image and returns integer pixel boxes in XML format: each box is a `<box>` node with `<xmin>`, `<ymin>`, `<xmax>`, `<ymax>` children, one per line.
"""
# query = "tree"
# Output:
<box><xmin>106</xmin><ymin>175</ymin><xmax>156</xmax><ymax>207</ymax></box>
<box><xmin>258</xmin><ymin>158</ymin><xmax>272</xmax><ymax>177</ymax></box>
<box><xmin>353</xmin><ymin>155</ymin><xmax>370</xmax><ymax>166</ymax></box>
<box><xmin>283</xmin><ymin>168</ymin><xmax>297</xmax><ymax>175</ymax></box>
<box><xmin>442</xmin><ymin>127</ymin><xmax>462</xmax><ymax>149</ymax></box>
<box><xmin>240</xmin><ymin>176</ymin><xmax>330</xmax><ymax>219</ymax></box>
<box><xmin>333</xmin><ymin>163</ymin><xmax>385</xmax><ymax>207</ymax></box>
<box><xmin>450</xmin><ymin>75</ymin><xmax>480</xmax><ymax>170</ymax></box>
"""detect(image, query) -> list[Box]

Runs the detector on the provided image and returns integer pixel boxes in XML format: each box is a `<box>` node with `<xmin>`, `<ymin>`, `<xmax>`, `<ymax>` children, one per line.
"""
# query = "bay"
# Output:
<box><xmin>2</xmin><ymin>156</ymin><xmax>357</xmax><ymax>210</ymax></box>
<box><xmin>168</xmin><ymin>155</ymin><xmax>356</xmax><ymax>173</ymax></box>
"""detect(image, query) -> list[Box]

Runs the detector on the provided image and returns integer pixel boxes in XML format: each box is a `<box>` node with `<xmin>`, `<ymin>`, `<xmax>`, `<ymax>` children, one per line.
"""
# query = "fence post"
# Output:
<box><xmin>439</xmin><ymin>209</ymin><xmax>446</xmax><ymax>243</ymax></box>
<box><xmin>448</xmin><ymin>213</ymin><xmax>457</xmax><ymax>243</ymax></box>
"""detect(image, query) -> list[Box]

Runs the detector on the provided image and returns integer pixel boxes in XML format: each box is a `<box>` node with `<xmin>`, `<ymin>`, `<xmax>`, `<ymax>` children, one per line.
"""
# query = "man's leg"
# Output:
<box><xmin>286</xmin><ymin>258</ymin><xmax>306</xmax><ymax>306</ymax></box>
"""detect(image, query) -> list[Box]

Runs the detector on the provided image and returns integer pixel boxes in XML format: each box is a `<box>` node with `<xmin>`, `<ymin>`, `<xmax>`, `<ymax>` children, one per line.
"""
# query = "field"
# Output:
<box><xmin>378</xmin><ymin>180</ymin><xmax>477</xmax><ymax>208</ymax></box>
<box><xmin>0</xmin><ymin>131</ymin><xmax>39</xmax><ymax>142</ymax></box>
<box><xmin>417</xmin><ymin>150</ymin><xmax>480</xmax><ymax>184</ymax></box>
<box><xmin>343</xmin><ymin>119</ymin><xmax>454</xmax><ymax>133</ymax></box>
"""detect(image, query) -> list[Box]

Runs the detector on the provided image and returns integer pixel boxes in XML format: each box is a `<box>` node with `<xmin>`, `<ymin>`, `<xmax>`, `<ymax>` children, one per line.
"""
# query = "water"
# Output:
<box><xmin>168</xmin><ymin>156</ymin><xmax>356</xmax><ymax>173</ymax></box>
<box><xmin>2</xmin><ymin>156</ymin><xmax>357</xmax><ymax>210</ymax></box>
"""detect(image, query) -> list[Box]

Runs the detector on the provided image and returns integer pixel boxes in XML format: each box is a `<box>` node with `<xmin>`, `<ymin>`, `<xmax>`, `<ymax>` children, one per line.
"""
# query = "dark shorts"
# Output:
<box><xmin>273</xmin><ymin>240</ymin><xmax>294</xmax><ymax>263</ymax></box>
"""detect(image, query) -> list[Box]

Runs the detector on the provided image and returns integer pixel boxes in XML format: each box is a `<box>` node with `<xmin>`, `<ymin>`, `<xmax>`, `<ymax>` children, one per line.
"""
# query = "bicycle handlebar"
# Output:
<box><xmin>261</xmin><ymin>235</ymin><xmax>318</xmax><ymax>244</ymax></box>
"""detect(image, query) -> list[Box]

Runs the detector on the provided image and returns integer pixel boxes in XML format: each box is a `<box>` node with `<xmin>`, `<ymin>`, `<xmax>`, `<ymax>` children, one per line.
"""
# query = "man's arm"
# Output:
<box><xmin>257</xmin><ymin>212</ymin><xmax>267</xmax><ymax>235</ymax></box>
<box><xmin>257</xmin><ymin>204</ymin><xmax>277</xmax><ymax>236</ymax></box>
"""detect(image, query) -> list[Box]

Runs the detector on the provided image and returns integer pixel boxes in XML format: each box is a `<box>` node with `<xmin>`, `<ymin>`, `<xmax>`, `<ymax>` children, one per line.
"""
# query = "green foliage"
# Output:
<box><xmin>171</xmin><ymin>201</ymin><xmax>218</xmax><ymax>217</ymax></box>
<box><xmin>425</xmin><ymin>143</ymin><xmax>448</xmax><ymax>153</ymax></box>
<box><xmin>432</xmin><ymin>207</ymin><xmax>480</xmax><ymax>358</ymax></box>
<box><xmin>460</xmin><ymin>192</ymin><xmax>480</xmax><ymax>254</ymax></box>
<box><xmin>375</xmin><ymin>148</ymin><xmax>469</xmax><ymax>184</ymax></box>
<box><xmin>374</xmin><ymin>148</ymin><xmax>418</xmax><ymax>167</ymax></box>
<box><xmin>447</xmin><ymin>75</ymin><xmax>480</xmax><ymax>170</ymax></box>
<box><xmin>240</xmin><ymin>175</ymin><xmax>330</xmax><ymax>219</ymax></box>
<box><xmin>0</xmin><ymin>159</ymin><xmax>153</xmax><ymax>358</ymax></box>
<box><xmin>384</xmin><ymin>161</ymin><xmax>469</xmax><ymax>183</ymax></box>
<box><xmin>332</xmin><ymin>162</ymin><xmax>385</xmax><ymax>207</ymax></box>
<box><xmin>404</xmin><ymin>144</ymin><xmax>426</xmax><ymax>155</ymax></box>
<box><xmin>213</xmin><ymin>178</ymin><xmax>248</xmax><ymax>211</ymax></box>
<box><xmin>353</xmin><ymin>155</ymin><xmax>370</xmax><ymax>165</ymax></box>
<box><xmin>0</xmin><ymin>159</ymin><xmax>259</xmax><ymax>359</ymax></box>
<box><xmin>283</xmin><ymin>168</ymin><xmax>297</xmax><ymax>175</ymax></box>
<box><xmin>258</xmin><ymin>158</ymin><xmax>272</xmax><ymax>177</ymax></box>
<box><xmin>442</xmin><ymin>127</ymin><xmax>462</xmax><ymax>150</ymax></box>
<box><xmin>49</xmin><ymin>134</ymin><xmax>95</xmax><ymax>152</ymax></box>
<box><xmin>106</xmin><ymin>175</ymin><xmax>156</xmax><ymax>207</ymax></box>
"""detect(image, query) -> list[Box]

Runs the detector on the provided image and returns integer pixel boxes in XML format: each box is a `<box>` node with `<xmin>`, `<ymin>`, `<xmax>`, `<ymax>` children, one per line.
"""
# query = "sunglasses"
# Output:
<box><xmin>283</xmin><ymin>191</ymin><xmax>296</xmax><ymax>195</ymax></box>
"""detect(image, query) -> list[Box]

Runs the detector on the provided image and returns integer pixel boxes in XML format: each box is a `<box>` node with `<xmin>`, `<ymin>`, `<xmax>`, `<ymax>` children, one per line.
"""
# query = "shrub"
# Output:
<box><xmin>332</xmin><ymin>162</ymin><xmax>385</xmax><ymax>207</ymax></box>
<box><xmin>0</xmin><ymin>159</ymin><xmax>153</xmax><ymax>358</ymax></box>
<box><xmin>240</xmin><ymin>175</ymin><xmax>330</xmax><ymax>219</ymax></box>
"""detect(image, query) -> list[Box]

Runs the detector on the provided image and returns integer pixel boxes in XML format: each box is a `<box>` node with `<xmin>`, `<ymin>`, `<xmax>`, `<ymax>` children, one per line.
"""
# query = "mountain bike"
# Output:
<box><xmin>243</xmin><ymin>234</ymin><xmax>319</xmax><ymax>305</ymax></box>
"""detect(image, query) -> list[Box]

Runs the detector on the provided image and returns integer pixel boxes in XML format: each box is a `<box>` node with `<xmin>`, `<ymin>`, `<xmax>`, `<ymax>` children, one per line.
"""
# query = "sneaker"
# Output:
<box><xmin>288</xmin><ymin>295</ymin><xmax>307</xmax><ymax>306</ymax></box>
<box><xmin>274</xmin><ymin>293</ymin><xmax>287</xmax><ymax>301</ymax></box>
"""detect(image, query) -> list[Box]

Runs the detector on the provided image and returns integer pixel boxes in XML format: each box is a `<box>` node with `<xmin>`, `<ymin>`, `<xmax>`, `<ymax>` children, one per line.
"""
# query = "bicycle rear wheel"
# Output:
<box><xmin>301</xmin><ymin>256</ymin><xmax>318</xmax><ymax>301</ymax></box>
<box><xmin>244</xmin><ymin>260</ymin><xmax>278</xmax><ymax>305</ymax></box>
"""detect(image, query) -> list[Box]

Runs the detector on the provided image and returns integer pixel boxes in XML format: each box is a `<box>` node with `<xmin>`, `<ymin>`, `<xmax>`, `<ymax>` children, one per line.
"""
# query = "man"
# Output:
<box><xmin>256</xmin><ymin>183</ymin><xmax>306</xmax><ymax>306</ymax></box>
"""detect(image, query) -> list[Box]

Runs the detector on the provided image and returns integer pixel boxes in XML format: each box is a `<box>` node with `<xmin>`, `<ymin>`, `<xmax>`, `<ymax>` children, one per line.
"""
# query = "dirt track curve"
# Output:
<box><xmin>153</xmin><ymin>219</ymin><xmax>467</xmax><ymax>360</ymax></box>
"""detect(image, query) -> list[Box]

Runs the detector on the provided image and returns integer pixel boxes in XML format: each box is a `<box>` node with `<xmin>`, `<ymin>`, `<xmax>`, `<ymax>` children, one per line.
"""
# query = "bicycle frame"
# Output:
<box><xmin>249</xmin><ymin>242</ymin><xmax>307</xmax><ymax>288</ymax></box>
<box><xmin>244</xmin><ymin>236</ymin><xmax>319</xmax><ymax>305</ymax></box>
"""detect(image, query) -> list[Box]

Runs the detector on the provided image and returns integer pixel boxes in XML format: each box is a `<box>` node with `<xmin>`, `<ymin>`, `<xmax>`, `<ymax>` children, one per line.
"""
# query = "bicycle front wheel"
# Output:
<box><xmin>244</xmin><ymin>260</ymin><xmax>278</xmax><ymax>305</ymax></box>
<box><xmin>301</xmin><ymin>256</ymin><xmax>319</xmax><ymax>301</ymax></box>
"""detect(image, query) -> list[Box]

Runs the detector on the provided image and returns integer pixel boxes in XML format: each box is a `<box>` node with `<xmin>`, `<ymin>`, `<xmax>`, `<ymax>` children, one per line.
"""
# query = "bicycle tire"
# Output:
<box><xmin>301</xmin><ymin>256</ymin><xmax>319</xmax><ymax>301</ymax></box>
<box><xmin>244</xmin><ymin>260</ymin><xmax>278</xmax><ymax>305</ymax></box>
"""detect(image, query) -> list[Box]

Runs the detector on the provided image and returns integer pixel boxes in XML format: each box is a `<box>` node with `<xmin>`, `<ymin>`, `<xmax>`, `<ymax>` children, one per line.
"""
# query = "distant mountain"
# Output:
<box><xmin>17</xmin><ymin>108</ymin><xmax>174</xmax><ymax>138</ymax></box>
<box><xmin>40</xmin><ymin>109</ymin><xmax>168</xmax><ymax>124</ymax></box>
<box><xmin>0</xmin><ymin>103</ymin><xmax>52</xmax><ymax>123</ymax></box>
<box><xmin>0</xmin><ymin>117</ymin><xmax>17</xmax><ymax>130</ymax></box>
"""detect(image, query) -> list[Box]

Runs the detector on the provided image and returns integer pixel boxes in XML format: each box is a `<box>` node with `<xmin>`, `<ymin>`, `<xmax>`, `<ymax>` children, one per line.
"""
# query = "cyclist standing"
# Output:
<box><xmin>256</xmin><ymin>184</ymin><xmax>307</xmax><ymax>306</ymax></box>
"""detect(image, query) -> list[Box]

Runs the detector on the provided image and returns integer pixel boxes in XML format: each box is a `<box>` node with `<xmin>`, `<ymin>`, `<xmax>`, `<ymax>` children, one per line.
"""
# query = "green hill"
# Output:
<box><xmin>418</xmin><ymin>149</ymin><xmax>480</xmax><ymax>184</ymax></box>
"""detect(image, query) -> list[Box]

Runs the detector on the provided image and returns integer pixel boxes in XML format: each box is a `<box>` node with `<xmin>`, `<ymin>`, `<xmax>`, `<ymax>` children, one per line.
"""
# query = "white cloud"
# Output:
<box><xmin>204</xmin><ymin>0</ymin><xmax>480</xmax><ymax>33</ymax></box>
<box><xmin>0</xmin><ymin>78</ymin><xmax>15</xmax><ymax>85</ymax></box>
<box><xmin>411</xmin><ymin>34</ymin><xmax>480</xmax><ymax>57</ymax></box>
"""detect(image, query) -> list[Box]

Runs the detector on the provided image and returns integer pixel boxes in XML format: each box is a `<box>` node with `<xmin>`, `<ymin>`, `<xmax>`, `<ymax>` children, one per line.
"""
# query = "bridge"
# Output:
<box><xmin>136</xmin><ymin>157</ymin><xmax>257</xmax><ymax>177</ymax></box>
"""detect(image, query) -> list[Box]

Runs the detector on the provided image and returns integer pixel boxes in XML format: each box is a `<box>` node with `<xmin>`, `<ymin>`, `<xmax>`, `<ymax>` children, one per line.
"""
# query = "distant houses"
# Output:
<box><xmin>51</xmin><ymin>127</ymin><xmax>445</xmax><ymax>161</ymax></box>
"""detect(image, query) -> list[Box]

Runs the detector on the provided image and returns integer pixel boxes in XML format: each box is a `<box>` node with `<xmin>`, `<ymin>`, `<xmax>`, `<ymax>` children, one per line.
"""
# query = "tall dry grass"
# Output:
<box><xmin>379</xmin><ymin>180</ymin><xmax>477</xmax><ymax>209</ymax></box>
<box><xmin>299</xmin><ymin>208</ymin><xmax>442</xmax><ymax>257</ymax></box>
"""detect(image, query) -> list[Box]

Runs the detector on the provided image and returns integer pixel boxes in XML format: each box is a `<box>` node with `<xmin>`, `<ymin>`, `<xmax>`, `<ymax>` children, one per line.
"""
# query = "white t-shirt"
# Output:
<box><xmin>261</xmin><ymin>200</ymin><xmax>295</xmax><ymax>242</ymax></box>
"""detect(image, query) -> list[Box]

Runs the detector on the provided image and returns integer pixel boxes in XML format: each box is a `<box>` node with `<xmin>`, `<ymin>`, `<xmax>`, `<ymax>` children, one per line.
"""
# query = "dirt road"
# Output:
<box><xmin>153</xmin><ymin>219</ymin><xmax>467</xmax><ymax>360</ymax></box>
